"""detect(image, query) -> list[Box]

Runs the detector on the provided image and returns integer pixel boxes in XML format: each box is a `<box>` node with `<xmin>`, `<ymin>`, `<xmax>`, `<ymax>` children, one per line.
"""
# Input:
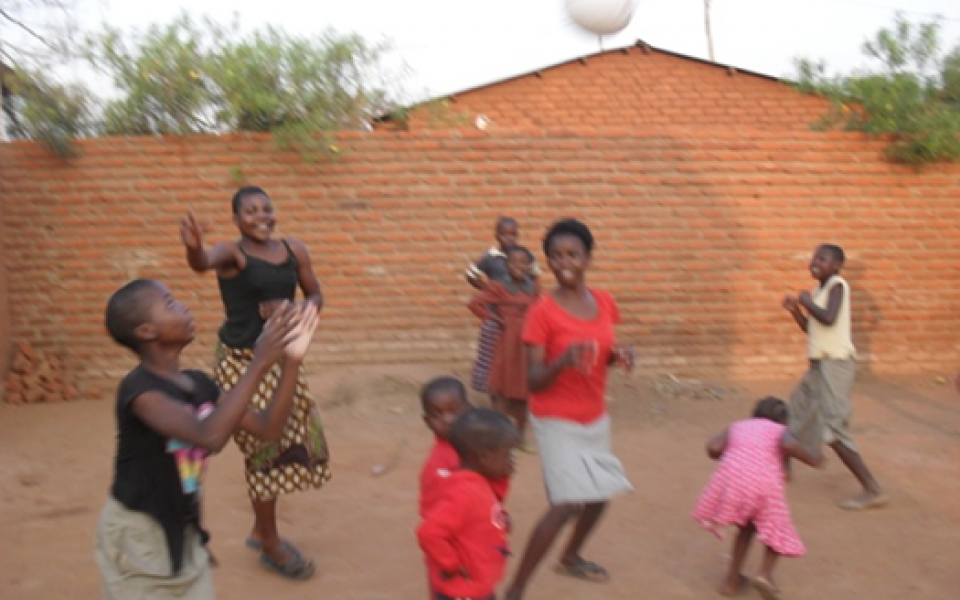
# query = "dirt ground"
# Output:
<box><xmin>1</xmin><ymin>364</ymin><xmax>958</xmax><ymax>600</ymax></box>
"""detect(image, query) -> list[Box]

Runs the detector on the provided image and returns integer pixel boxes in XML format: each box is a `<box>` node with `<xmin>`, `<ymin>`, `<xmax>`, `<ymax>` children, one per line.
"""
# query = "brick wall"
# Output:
<box><xmin>1</xmin><ymin>128</ymin><xmax>959</xmax><ymax>398</ymax></box>
<box><xmin>385</xmin><ymin>45</ymin><xmax>828</xmax><ymax>131</ymax></box>
<box><xmin>0</xmin><ymin>184</ymin><xmax>10</xmax><ymax>397</ymax></box>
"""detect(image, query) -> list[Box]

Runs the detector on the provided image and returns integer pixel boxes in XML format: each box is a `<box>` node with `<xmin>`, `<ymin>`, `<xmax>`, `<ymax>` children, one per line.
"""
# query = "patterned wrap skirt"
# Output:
<box><xmin>214</xmin><ymin>343</ymin><xmax>331</xmax><ymax>502</ymax></box>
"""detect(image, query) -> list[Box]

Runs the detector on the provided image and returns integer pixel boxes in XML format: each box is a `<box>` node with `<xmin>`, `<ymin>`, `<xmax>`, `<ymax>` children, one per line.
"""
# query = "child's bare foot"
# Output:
<box><xmin>753</xmin><ymin>576</ymin><xmax>782</xmax><ymax>600</ymax></box>
<box><xmin>838</xmin><ymin>490</ymin><xmax>889</xmax><ymax>511</ymax></box>
<box><xmin>717</xmin><ymin>574</ymin><xmax>750</xmax><ymax>596</ymax></box>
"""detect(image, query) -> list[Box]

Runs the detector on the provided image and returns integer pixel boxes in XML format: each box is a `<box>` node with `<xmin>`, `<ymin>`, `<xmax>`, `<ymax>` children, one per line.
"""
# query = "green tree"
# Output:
<box><xmin>87</xmin><ymin>15</ymin><xmax>221</xmax><ymax>136</ymax></box>
<box><xmin>209</xmin><ymin>27</ymin><xmax>402</xmax><ymax>156</ymax></box>
<box><xmin>1</xmin><ymin>1</ymin><xmax>96</xmax><ymax>157</ymax></box>
<box><xmin>794</xmin><ymin>13</ymin><xmax>960</xmax><ymax>164</ymax></box>
<box><xmin>85</xmin><ymin>13</ymin><xmax>405</xmax><ymax>157</ymax></box>
<box><xmin>3</xmin><ymin>68</ymin><xmax>96</xmax><ymax>157</ymax></box>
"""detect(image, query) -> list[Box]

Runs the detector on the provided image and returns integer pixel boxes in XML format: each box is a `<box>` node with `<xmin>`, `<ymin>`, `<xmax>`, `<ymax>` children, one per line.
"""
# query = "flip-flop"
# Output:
<box><xmin>246</xmin><ymin>537</ymin><xmax>293</xmax><ymax>552</ymax></box>
<box><xmin>259</xmin><ymin>545</ymin><xmax>315</xmax><ymax>581</ymax></box>
<box><xmin>553</xmin><ymin>560</ymin><xmax>610</xmax><ymax>583</ymax></box>
<box><xmin>754</xmin><ymin>577</ymin><xmax>782</xmax><ymax>600</ymax></box>
<box><xmin>838</xmin><ymin>493</ymin><xmax>889</xmax><ymax>511</ymax></box>
<box><xmin>719</xmin><ymin>574</ymin><xmax>752</xmax><ymax>597</ymax></box>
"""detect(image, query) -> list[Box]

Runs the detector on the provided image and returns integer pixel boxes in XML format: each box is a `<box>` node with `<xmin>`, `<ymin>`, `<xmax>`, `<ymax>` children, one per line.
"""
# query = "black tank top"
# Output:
<box><xmin>217</xmin><ymin>240</ymin><xmax>299</xmax><ymax>348</ymax></box>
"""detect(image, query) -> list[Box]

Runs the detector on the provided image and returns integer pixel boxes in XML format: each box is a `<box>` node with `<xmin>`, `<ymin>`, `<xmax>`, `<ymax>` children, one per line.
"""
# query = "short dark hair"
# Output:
<box><xmin>495</xmin><ymin>216</ymin><xmax>518</xmax><ymax>232</ymax></box>
<box><xmin>231</xmin><ymin>185</ymin><xmax>269</xmax><ymax>214</ymax></box>
<box><xmin>753</xmin><ymin>396</ymin><xmax>788</xmax><ymax>425</ymax></box>
<box><xmin>820</xmin><ymin>244</ymin><xmax>845</xmax><ymax>264</ymax></box>
<box><xmin>543</xmin><ymin>218</ymin><xmax>594</xmax><ymax>256</ymax></box>
<box><xmin>105</xmin><ymin>279</ymin><xmax>160</xmax><ymax>353</ymax></box>
<box><xmin>505</xmin><ymin>245</ymin><xmax>534</xmax><ymax>263</ymax></box>
<box><xmin>420</xmin><ymin>376</ymin><xmax>468</xmax><ymax>413</ymax></box>
<box><xmin>449</xmin><ymin>407</ymin><xmax>517</xmax><ymax>460</ymax></box>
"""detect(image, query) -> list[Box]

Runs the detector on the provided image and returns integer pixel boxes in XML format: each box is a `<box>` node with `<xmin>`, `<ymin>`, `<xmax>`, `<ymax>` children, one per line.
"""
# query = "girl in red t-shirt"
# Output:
<box><xmin>504</xmin><ymin>218</ymin><xmax>635</xmax><ymax>600</ymax></box>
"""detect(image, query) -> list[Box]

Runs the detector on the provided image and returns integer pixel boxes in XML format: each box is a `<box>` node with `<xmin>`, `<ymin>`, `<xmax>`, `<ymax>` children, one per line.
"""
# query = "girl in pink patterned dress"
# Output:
<box><xmin>693</xmin><ymin>397</ymin><xmax>825</xmax><ymax>600</ymax></box>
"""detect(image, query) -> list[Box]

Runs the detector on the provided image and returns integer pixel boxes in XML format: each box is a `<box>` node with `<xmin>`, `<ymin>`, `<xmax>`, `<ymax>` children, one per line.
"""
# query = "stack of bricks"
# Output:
<box><xmin>4</xmin><ymin>343</ymin><xmax>79</xmax><ymax>404</ymax></box>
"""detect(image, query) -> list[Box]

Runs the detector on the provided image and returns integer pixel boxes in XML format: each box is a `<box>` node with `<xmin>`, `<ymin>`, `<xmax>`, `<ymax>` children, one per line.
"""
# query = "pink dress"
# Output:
<box><xmin>692</xmin><ymin>418</ymin><xmax>805</xmax><ymax>556</ymax></box>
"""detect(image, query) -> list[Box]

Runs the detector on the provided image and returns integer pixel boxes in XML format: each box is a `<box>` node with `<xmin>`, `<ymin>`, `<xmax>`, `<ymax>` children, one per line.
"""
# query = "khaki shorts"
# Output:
<box><xmin>95</xmin><ymin>497</ymin><xmax>214</xmax><ymax>600</ymax></box>
<box><xmin>788</xmin><ymin>358</ymin><xmax>857</xmax><ymax>452</ymax></box>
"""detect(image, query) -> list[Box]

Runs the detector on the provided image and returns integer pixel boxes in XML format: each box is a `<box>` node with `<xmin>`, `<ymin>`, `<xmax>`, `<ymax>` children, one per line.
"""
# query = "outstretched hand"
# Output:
<box><xmin>782</xmin><ymin>294</ymin><xmax>800</xmax><ymax>314</ymax></box>
<box><xmin>612</xmin><ymin>346</ymin><xmax>635</xmax><ymax>372</ymax></box>
<box><xmin>179</xmin><ymin>212</ymin><xmax>204</xmax><ymax>250</ymax></box>
<box><xmin>284</xmin><ymin>304</ymin><xmax>319</xmax><ymax>360</ymax></box>
<box><xmin>252</xmin><ymin>302</ymin><xmax>301</xmax><ymax>365</ymax></box>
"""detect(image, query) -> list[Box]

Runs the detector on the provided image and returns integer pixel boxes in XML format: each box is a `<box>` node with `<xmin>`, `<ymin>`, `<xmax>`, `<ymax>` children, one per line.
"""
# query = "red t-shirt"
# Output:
<box><xmin>419</xmin><ymin>438</ymin><xmax>510</xmax><ymax>517</ymax></box>
<box><xmin>521</xmin><ymin>289</ymin><xmax>620</xmax><ymax>424</ymax></box>
<box><xmin>417</xmin><ymin>470</ymin><xmax>511</xmax><ymax>599</ymax></box>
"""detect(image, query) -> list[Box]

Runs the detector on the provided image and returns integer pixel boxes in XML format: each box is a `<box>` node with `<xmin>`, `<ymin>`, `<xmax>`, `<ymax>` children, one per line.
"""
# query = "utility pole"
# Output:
<box><xmin>704</xmin><ymin>0</ymin><xmax>716</xmax><ymax>62</ymax></box>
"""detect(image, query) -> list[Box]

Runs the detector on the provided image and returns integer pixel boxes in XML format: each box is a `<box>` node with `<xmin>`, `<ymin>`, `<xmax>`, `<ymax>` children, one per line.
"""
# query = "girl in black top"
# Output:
<box><xmin>96</xmin><ymin>279</ymin><xmax>317</xmax><ymax>599</ymax></box>
<box><xmin>180</xmin><ymin>186</ymin><xmax>329</xmax><ymax>579</ymax></box>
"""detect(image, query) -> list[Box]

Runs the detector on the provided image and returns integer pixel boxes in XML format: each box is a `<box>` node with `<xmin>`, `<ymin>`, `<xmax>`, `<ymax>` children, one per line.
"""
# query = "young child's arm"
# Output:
<box><xmin>780</xmin><ymin>431</ymin><xmax>825</xmax><ymax>468</ymax></box>
<box><xmin>706</xmin><ymin>428</ymin><xmax>729</xmax><ymax>459</ymax></box>
<box><xmin>465</xmin><ymin>254</ymin><xmax>493</xmax><ymax>290</ymax></box>
<box><xmin>798</xmin><ymin>284</ymin><xmax>844</xmax><ymax>326</ymax></box>
<box><xmin>130</xmin><ymin>305</ymin><xmax>309</xmax><ymax>452</ymax></box>
<box><xmin>467</xmin><ymin>286</ymin><xmax>502</xmax><ymax>324</ymax></box>
<box><xmin>180</xmin><ymin>212</ymin><xmax>240</xmax><ymax>274</ymax></box>
<box><xmin>417</xmin><ymin>493</ymin><xmax>470</xmax><ymax>581</ymax></box>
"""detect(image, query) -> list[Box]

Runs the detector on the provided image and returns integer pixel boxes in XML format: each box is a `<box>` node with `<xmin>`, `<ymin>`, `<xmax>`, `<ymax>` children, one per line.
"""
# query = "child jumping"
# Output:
<box><xmin>782</xmin><ymin>244</ymin><xmax>886</xmax><ymax>510</ymax></box>
<box><xmin>465</xmin><ymin>216</ymin><xmax>520</xmax><ymax>396</ymax></box>
<box><xmin>418</xmin><ymin>408</ymin><xmax>519</xmax><ymax>600</ymax></box>
<box><xmin>96</xmin><ymin>279</ymin><xmax>318</xmax><ymax>599</ymax></box>
<box><xmin>692</xmin><ymin>397</ymin><xmax>824</xmax><ymax>600</ymax></box>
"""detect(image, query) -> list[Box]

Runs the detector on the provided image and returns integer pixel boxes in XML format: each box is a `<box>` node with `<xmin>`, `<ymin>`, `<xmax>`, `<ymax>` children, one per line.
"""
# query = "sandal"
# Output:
<box><xmin>838</xmin><ymin>493</ymin><xmax>889</xmax><ymax>511</ymax></box>
<box><xmin>718</xmin><ymin>574</ymin><xmax>752</xmax><ymax>597</ymax></box>
<box><xmin>553</xmin><ymin>559</ymin><xmax>610</xmax><ymax>583</ymax></box>
<box><xmin>754</xmin><ymin>577</ymin><xmax>782</xmax><ymax>600</ymax></box>
<box><xmin>246</xmin><ymin>537</ymin><xmax>296</xmax><ymax>553</ymax></box>
<box><xmin>258</xmin><ymin>543</ymin><xmax>316</xmax><ymax>581</ymax></box>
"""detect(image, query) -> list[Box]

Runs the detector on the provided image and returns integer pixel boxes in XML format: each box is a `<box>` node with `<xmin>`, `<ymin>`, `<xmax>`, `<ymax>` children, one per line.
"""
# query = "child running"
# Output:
<box><xmin>95</xmin><ymin>279</ymin><xmax>318</xmax><ymax>599</ymax></box>
<box><xmin>418</xmin><ymin>408</ymin><xmax>520</xmax><ymax>600</ymax></box>
<box><xmin>468</xmin><ymin>245</ymin><xmax>539</xmax><ymax>451</ymax></box>
<box><xmin>419</xmin><ymin>376</ymin><xmax>510</xmax><ymax>518</ymax></box>
<box><xmin>465</xmin><ymin>217</ymin><xmax>520</xmax><ymax>396</ymax></box>
<box><xmin>782</xmin><ymin>244</ymin><xmax>886</xmax><ymax>510</ymax></box>
<box><xmin>692</xmin><ymin>397</ymin><xmax>824</xmax><ymax>600</ymax></box>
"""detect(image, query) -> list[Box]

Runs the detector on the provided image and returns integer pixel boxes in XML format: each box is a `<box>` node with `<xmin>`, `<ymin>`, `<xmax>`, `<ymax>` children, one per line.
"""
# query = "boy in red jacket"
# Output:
<box><xmin>417</xmin><ymin>408</ymin><xmax>519</xmax><ymax>600</ymax></box>
<box><xmin>419</xmin><ymin>377</ymin><xmax>509</xmax><ymax>518</ymax></box>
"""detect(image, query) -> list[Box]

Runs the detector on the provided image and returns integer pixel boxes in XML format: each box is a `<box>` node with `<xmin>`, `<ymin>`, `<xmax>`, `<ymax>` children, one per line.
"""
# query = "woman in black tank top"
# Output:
<box><xmin>180</xmin><ymin>186</ymin><xmax>329</xmax><ymax>580</ymax></box>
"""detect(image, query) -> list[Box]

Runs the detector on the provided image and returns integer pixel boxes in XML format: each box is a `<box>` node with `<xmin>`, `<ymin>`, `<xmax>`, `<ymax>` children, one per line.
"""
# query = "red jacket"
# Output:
<box><xmin>419</xmin><ymin>438</ymin><xmax>509</xmax><ymax>517</ymax></box>
<box><xmin>417</xmin><ymin>470</ymin><xmax>511</xmax><ymax>599</ymax></box>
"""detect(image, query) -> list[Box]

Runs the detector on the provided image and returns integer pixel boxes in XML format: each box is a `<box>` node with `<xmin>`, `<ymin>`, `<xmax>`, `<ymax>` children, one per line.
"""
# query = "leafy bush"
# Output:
<box><xmin>4</xmin><ymin>69</ymin><xmax>96</xmax><ymax>158</ymax></box>
<box><xmin>794</xmin><ymin>14</ymin><xmax>960</xmax><ymax>164</ymax></box>
<box><xmin>5</xmin><ymin>12</ymin><xmax>405</xmax><ymax>158</ymax></box>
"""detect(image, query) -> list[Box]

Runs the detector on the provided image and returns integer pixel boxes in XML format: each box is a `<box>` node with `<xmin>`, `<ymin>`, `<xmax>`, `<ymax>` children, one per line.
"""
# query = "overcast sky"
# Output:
<box><xmin>10</xmin><ymin>0</ymin><xmax>960</xmax><ymax>100</ymax></box>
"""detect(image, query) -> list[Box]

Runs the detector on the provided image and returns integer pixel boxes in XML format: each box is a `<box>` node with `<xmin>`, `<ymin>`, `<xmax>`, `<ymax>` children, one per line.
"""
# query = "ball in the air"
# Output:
<box><xmin>565</xmin><ymin>0</ymin><xmax>636</xmax><ymax>36</ymax></box>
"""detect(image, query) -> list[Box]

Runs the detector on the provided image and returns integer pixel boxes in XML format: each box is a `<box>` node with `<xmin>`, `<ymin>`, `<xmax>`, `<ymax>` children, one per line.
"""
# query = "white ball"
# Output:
<box><xmin>565</xmin><ymin>0</ymin><xmax>636</xmax><ymax>36</ymax></box>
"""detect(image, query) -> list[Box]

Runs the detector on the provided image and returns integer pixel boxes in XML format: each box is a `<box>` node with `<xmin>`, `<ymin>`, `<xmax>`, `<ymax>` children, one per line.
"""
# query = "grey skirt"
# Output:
<box><xmin>531</xmin><ymin>413</ymin><xmax>633</xmax><ymax>504</ymax></box>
